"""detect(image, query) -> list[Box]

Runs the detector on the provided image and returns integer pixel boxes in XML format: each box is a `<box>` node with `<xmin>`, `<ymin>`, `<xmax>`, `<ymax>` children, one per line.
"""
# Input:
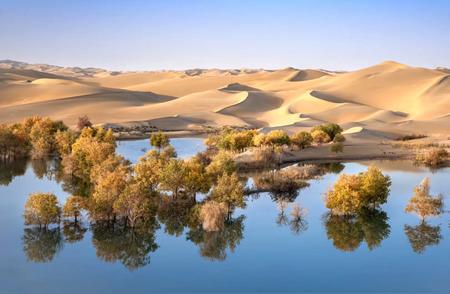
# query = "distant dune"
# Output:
<box><xmin>0</xmin><ymin>60</ymin><xmax>449</xmax><ymax>141</ymax></box>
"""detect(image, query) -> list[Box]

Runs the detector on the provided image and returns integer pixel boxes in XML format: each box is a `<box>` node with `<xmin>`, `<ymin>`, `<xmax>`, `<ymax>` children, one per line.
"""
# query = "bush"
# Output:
<box><xmin>415</xmin><ymin>148</ymin><xmax>449</xmax><ymax>167</ymax></box>
<box><xmin>206</xmin><ymin>151</ymin><xmax>237</xmax><ymax>180</ymax></box>
<box><xmin>312</xmin><ymin>123</ymin><xmax>343</xmax><ymax>141</ymax></box>
<box><xmin>291</xmin><ymin>131</ymin><xmax>313</xmax><ymax>149</ymax></box>
<box><xmin>24</xmin><ymin>193</ymin><xmax>61</xmax><ymax>227</ymax></box>
<box><xmin>311</xmin><ymin>129</ymin><xmax>331</xmax><ymax>144</ymax></box>
<box><xmin>325</xmin><ymin>166</ymin><xmax>391</xmax><ymax>215</ymax></box>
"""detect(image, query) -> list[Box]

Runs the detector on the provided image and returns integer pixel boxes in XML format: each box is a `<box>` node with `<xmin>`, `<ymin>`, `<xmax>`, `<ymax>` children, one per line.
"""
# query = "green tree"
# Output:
<box><xmin>24</xmin><ymin>193</ymin><xmax>61</xmax><ymax>228</ymax></box>
<box><xmin>331</xmin><ymin>142</ymin><xmax>344</xmax><ymax>153</ymax></box>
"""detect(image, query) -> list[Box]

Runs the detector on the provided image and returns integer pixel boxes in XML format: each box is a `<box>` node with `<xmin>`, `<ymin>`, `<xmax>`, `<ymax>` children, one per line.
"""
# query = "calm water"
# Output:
<box><xmin>0</xmin><ymin>138</ymin><xmax>449</xmax><ymax>293</ymax></box>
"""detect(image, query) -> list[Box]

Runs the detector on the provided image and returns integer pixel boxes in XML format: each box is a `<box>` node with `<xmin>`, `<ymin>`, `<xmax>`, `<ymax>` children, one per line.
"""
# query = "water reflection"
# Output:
<box><xmin>0</xmin><ymin>157</ymin><xmax>27</xmax><ymax>185</ymax></box>
<box><xmin>91</xmin><ymin>222</ymin><xmax>159</xmax><ymax>271</ymax></box>
<box><xmin>63</xmin><ymin>221</ymin><xmax>87</xmax><ymax>244</ymax></box>
<box><xmin>404</xmin><ymin>222</ymin><xmax>442</xmax><ymax>254</ymax></box>
<box><xmin>22</xmin><ymin>226</ymin><xmax>63</xmax><ymax>263</ymax></box>
<box><xmin>187</xmin><ymin>215</ymin><xmax>245</xmax><ymax>261</ymax></box>
<box><xmin>323</xmin><ymin>210</ymin><xmax>391</xmax><ymax>252</ymax></box>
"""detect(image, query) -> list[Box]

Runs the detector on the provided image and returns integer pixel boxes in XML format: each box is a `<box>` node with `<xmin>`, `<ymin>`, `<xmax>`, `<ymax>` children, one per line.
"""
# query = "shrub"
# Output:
<box><xmin>291</xmin><ymin>131</ymin><xmax>313</xmax><ymax>149</ymax></box>
<box><xmin>311</xmin><ymin>129</ymin><xmax>331</xmax><ymax>144</ymax></box>
<box><xmin>312</xmin><ymin>123</ymin><xmax>343</xmax><ymax>140</ymax></box>
<box><xmin>325</xmin><ymin>166</ymin><xmax>391</xmax><ymax>215</ymax></box>
<box><xmin>24</xmin><ymin>193</ymin><xmax>61</xmax><ymax>227</ymax></box>
<box><xmin>405</xmin><ymin>177</ymin><xmax>443</xmax><ymax>221</ymax></box>
<box><xmin>415</xmin><ymin>148</ymin><xmax>449</xmax><ymax>167</ymax></box>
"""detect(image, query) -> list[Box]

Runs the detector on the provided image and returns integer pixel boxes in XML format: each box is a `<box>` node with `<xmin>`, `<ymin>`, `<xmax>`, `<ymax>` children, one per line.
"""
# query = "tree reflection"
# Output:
<box><xmin>157</xmin><ymin>196</ymin><xmax>195</xmax><ymax>237</ymax></box>
<box><xmin>323</xmin><ymin>210</ymin><xmax>390</xmax><ymax>252</ymax></box>
<box><xmin>31</xmin><ymin>158</ymin><xmax>59</xmax><ymax>180</ymax></box>
<box><xmin>63</xmin><ymin>221</ymin><xmax>87</xmax><ymax>244</ymax></box>
<box><xmin>22</xmin><ymin>227</ymin><xmax>63</xmax><ymax>263</ymax></box>
<box><xmin>187</xmin><ymin>215</ymin><xmax>245</xmax><ymax>261</ymax></box>
<box><xmin>91</xmin><ymin>221</ymin><xmax>159</xmax><ymax>271</ymax></box>
<box><xmin>0</xmin><ymin>157</ymin><xmax>27</xmax><ymax>186</ymax></box>
<box><xmin>404</xmin><ymin>222</ymin><xmax>442</xmax><ymax>254</ymax></box>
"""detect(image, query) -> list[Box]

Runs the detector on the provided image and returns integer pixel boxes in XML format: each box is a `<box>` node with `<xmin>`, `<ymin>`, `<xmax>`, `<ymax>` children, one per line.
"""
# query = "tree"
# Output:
<box><xmin>114</xmin><ymin>181</ymin><xmax>155</xmax><ymax>227</ymax></box>
<box><xmin>312</xmin><ymin>123</ymin><xmax>343</xmax><ymax>141</ymax></box>
<box><xmin>206</xmin><ymin>150</ymin><xmax>237</xmax><ymax>181</ymax></box>
<box><xmin>54</xmin><ymin>129</ymin><xmax>77</xmax><ymax>156</ymax></box>
<box><xmin>90</xmin><ymin>162</ymin><xmax>130</xmax><ymax>222</ymax></box>
<box><xmin>311</xmin><ymin>129</ymin><xmax>331</xmax><ymax>144</ymax></box>
<box><xmin>160</xmin><ymin>159</ymin><xmax>187</xmax><ymax>199</ymax></box>
<box><xmin>183</xmin><ymin>157</ymin><xmax>211</xmax><ymax>202</ymax></box>
<box><xmin>210</xmin><ymin>172</ymin><xmax>245</xmax><ymax>213</ymax></box>
<box><xmin>77</xmin><ymin>115</ymin><xmax>92</xmax><ymax>130</ymax></box>
<box><xmin>134</xmin><ymin>151</ymin><xmax>162</xmax><ymax>192</ymax></box>
<box><xmin>150</xmin><ymin>131</ymin><xmax>169</xmax><ymax>152</ymax></box>
<box><xmin>29</xmin><ymin>117</ymin><xmax>65</xmax><ymax>158</ymax></box>
<box><xmin>24</xmin><ymin>193</ymin><xmax>61</xmax><ymax>228</ymax></box>
<box><xmin>325</xmin><ymin>166</ymin><xmax>391</xmax><ymax>215</ymax></box>
<box><xmin>62</xmin><ymin>195</ymin><xmax>86</xmax><ymax>223</ymax></box>
<box><xmin>265</xmin><ymin>130</ymin><xmax>291</xmax><ymax>146</ymax></box>
<box><xmin>291</xmin><ymin>131</ymin><xmax>313</xmax><ymax>149</ymax></box>
<box><xmin>405</xmin><ymin>177</ymin><xmax>443</xmax><ymax>221</ymax></box>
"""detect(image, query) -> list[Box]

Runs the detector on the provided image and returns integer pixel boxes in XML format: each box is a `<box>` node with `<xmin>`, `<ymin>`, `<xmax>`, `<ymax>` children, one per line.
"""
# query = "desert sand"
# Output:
<box><xmin>1</xmin><ymin>60</ymin><xmax>449</xmax><ymax>145</ymax></box>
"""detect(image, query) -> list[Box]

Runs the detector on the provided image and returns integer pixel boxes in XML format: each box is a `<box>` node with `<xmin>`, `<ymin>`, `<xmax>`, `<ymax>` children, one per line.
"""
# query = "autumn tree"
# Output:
<box><xmin>311</xmin><ymin>129</ymin><xmax>331</xmax><ymax>144</ymax></box>
<box><xmin>254</xmin><ymin>130</ymin><xmax>291</xmax><ymax>147</ymax></box>
<box><xmin>325</xmin><ymin>166</ymin><xmax>391</xmax><ymax>215</ymax></box>
<box><xmin>312</xmin><ymin>123</ymin><xmax>343</xmax><ymax>141</ymax></box>
<box><xmin>62</xmin><ymin>195</ymin><xmax>86</xmax><ymax>223</ymax></box>
<box><xmin>150</xmin><ymin>131</ymin><xmax>170</xmax><ymax>152</ymax></box>
<box><xmin>291</xmin><ymin>131</ymin><xmax>313</xmax><ymax>149</ymax></box>
<box><xmin>331</xmin><ymin>142</ymin><xmax>344</xmax><ymax>153</ymax></box>
<box><xmin>89</xmin><ymin>161</ymin><xmax>130</xmax><ymax>222</ymax></box>
<box><xmin>206</xmin><ymin>150</ymin><xmax>237</xmax><ymax>181</ymax></box>
<box><xmin>159</xmin><ymin>159</ymin><xmax>186</xmax><ymax>199</ymax></box>
<box><xmin>114</xmin><ymin>181</ymin><xmax>155</xmax><ymax>227</ymax></box>
<box><xmin>24</xmin><ymin>193</ymin><xmax>61</xmax><ymax>228</ymax></box>
<box><xmin>210</xmin><ymin>172</ymin><xmax>245</xmax><ymax>214</ymax></box>
<box><xmin>405</xmin><ymin>177</ymin><xmax>443</xmax><ymax>222</ymax></box>
<box><xmin>54</xmin><ymin>129</ymin><xmax>78</xmax><ymax>156</ymax></box>
<box><xmin>183</xmin><ymin>157</ymin><xmax>211</xmax><ymax>202</ymax></box>
<box><xmin>333</xmin><ymin>133</ymin><xmax>346</xmax><ymax>143</ymax></box>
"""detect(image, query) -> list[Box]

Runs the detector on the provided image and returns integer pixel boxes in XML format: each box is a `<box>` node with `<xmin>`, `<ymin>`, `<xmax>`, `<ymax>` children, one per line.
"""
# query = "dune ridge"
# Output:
<box><xmin>0</xmin><ymin>60</ymin><xmax>449</xmax><ymax>141</ymax></box>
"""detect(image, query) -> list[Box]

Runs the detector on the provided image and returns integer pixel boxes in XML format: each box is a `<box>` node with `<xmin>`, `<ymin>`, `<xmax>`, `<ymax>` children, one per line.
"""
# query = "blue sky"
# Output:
<box><xmin>1</xmin><ymin>0</ymin><xmax>449</xmax><ymax>70</ymax></box>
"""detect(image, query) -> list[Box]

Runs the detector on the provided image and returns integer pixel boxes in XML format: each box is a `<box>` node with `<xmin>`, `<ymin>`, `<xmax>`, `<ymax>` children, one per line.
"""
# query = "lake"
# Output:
<box><xmin>0</xmin><ymin>138</ymin><xmax>449</xmax><ymax>293</ymax></box>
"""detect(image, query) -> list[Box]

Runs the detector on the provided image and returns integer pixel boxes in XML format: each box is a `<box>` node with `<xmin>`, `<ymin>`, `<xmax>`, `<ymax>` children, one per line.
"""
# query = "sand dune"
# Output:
<box><xmin>0</xmin><ymin>60</ymin><xmax>449</xmax><ymax>141</ymax></box>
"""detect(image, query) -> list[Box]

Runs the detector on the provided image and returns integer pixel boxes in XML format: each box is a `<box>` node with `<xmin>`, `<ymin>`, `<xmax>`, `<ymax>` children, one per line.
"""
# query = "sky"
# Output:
<box><xmin>1</xmin><ymin>0</ymin><xmax>449</xmax><ymax>71</ymax></box>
